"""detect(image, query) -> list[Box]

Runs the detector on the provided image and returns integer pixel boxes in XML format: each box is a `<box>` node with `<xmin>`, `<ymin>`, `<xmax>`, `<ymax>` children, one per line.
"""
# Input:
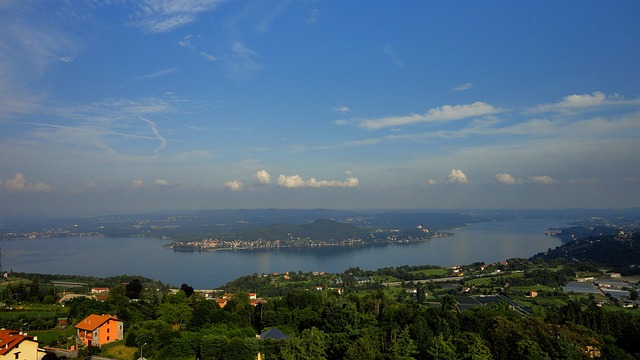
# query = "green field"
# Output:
<box><xmin>408</xmin><ymin>268</ymin><xmax>449</xmax><ymax>277</ymax></box>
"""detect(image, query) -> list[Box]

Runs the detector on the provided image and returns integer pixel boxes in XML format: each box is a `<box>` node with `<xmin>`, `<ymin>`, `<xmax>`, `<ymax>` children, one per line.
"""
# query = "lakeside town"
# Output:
<box><xmin>168</xmin><ymin>227</ymin><xmax>453</xmax><ymax>251</ymax></box>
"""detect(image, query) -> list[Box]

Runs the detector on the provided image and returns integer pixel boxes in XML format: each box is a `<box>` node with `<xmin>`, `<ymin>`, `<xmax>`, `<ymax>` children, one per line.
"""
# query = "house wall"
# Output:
<box><xmin>0</xmin><ymin>339</ymin><xmax>39</xmax><ymax>360</ymax></box>
<box><xmin>97</xmin><ymin>319</ymin><xmax>123</xmax><ymax>346</ymax></box>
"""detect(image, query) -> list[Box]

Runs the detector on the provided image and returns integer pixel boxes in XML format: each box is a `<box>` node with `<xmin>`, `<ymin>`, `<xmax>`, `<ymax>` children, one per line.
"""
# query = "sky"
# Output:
<box><xmin>1</xmin><ymin>0</ymin><xmax>639</xmax><ymax>217</ymax></box>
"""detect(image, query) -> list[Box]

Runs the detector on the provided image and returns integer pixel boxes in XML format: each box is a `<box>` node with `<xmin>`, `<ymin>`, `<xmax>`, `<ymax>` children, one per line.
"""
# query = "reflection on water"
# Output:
<box><xmin>1</xmin><ymin>218</ymin><xmax>568</xmax><ymax>288</ymax></box>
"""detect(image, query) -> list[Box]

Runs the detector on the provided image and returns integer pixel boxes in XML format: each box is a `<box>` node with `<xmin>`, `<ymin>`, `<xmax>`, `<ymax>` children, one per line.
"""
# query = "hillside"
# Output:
<box><xmin>224</xmin><ymin>218</ymin><xmax>370</xmax><ymax>243</ymax></box>
<box><xmin>531</xmin><ymin>231</ymin><xmax>640</xmax><ymax>268</ymax></box>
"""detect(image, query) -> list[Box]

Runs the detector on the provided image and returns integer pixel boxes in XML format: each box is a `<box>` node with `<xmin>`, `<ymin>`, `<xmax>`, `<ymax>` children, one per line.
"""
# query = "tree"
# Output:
<box><xmin>200</xmin><ymin>334</ymin><xmax>229</xmax><ymax>360</ymax></box>
<box><xmin>181</xmin><ymin>283</ymin><xmax>195</xmax><ymax>297</ymax></box>
<box><xmin>126</xmin><ymin>278</ymin><xmax>143</xmax><ymax>299</ymax></box>
<box><xmin>453</xmin><ymin>332</ymin><xmax>492</xmax><ymax>360</ymax></box>
<box><xmin>188</xmin><ymin>299</ymin><xmax>218</xmax><ymax>330</ymax></box>
<box><xmin>389</xmin><ymin>326</ymin><xmax>418</xmax><ymax>360</ymax></box>
<box><xmin>157</xmin><ymin>302</ymin><xmax>192</xmax><ymax>325</ymax></box>
<box><xmin>426</xmin><ymin>334</ymin><xmax>457</xmax><ymax>360</ymax></box>
<box><xmin>281</xmin><ymin>327</ymin><xmax>328</xmax><ymax>360</ymax></box>
<box><xmin>515</xmin><ymin>339</ymin><xmax>551</xmax><ymax>360</ymax></box>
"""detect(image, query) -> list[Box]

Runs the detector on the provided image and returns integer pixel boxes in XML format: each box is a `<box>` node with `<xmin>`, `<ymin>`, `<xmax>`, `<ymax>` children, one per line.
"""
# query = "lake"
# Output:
<box><xmin>0</xmin><ymin>218</ymin><xmax>568</xmax><ymax>288</ymax></box>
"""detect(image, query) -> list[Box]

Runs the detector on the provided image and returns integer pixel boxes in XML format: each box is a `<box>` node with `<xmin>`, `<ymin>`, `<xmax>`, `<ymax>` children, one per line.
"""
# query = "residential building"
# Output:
<box><xmin>75</xmin><ymin>314</ymin><xmax>123</xmax><ymax>347</ymax></box>
<box><xmin>0</xmin><ymin>329</ymin><xmax>41</xmax><ymax>360</ymax></box>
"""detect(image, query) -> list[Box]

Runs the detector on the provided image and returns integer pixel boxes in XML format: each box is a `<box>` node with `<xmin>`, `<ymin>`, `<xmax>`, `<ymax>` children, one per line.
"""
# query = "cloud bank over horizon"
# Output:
<box><xmin>0</xmin><ymin>1</ymin><xmax>639</xmax><ymax>216</ymax></box>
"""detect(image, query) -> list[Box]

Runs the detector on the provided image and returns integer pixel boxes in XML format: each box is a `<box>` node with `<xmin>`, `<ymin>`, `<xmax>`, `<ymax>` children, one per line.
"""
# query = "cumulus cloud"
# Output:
<box><xmin>495</xmin><ymin>173</ymin><xmax>519</xmax><ymax>185</ymax></box>
<box><xmin>277</xmin><ymin>174</ymin><xmax>306</xmax><ymax>188</ymax></box>
<box><xmin>426</xmin><ymin>179</ymin><xmax>438</xmax><ymax>186</ymax></box>
<box><xmin>277</xmin><ymin>173</ymin><xmax>359</xmax><ymax>188</ymax></box>
<box><xmin>252</xmin><ymin>170</ymin><xmax>271</xmax><ymax>185</ymax></box>
<box><xmin>154</xmin><ymin>178</ymin><xmax>171</xmax><ymax>186</ymax></box>
<box><xmin>531</xmin><ymin>175</ymin><xmax>556</xmax><ymax>185</ymax></box>
<box><xmin>358</xmin><ymin>101</ymin><xmax>500</xmax><ymax>130</ymax></box>
<box><xmin>446</xmin><ymin>169</ymin><xmax>468</xmax><ymax>184</ymax></box>
<box><xmin>528</xmin><ymin>91</ymin><xmax>638</xmax><ymax>113</ymax></box>
<box><xmin>132</xmin><ymin>179</ymin><xmax>144</xmax><ymax>188</ymax></box>
<box><xmin>307</xmin><ymin>176</ymin><xmax>359</xmax><ymax>188</ymax></box>
<box><xmin>225</xmin><ymin>180</ymin><xmax>243</xmax><ymax>191</ymax></box>
<box><xmin>1</xmin><ymin>173</ymin><xmax>51</xmax><ymax>192</ymax></box>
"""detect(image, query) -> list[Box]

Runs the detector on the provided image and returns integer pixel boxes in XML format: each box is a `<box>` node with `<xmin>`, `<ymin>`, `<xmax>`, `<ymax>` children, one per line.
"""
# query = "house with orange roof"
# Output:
<box><xmin>0</xmin><ymin>329</ymin><xmax>41</xmax><ymax>360</ymax></box>
<box><xmin>74</xmin><ymin>314</ymin><xmax>123</xmax><ymax>347</ymax></box>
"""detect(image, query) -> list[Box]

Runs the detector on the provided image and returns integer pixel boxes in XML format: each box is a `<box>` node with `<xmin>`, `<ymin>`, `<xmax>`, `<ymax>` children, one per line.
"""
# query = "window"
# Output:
<box><xmin>107</xmin><ymin>328</ymin><xmax>110</xmax><ymax>333</ymax></box>
<box><xmin>14</xmin><ymin>352</ymin><xmax>20</xmax><ymax>359</ymax></box>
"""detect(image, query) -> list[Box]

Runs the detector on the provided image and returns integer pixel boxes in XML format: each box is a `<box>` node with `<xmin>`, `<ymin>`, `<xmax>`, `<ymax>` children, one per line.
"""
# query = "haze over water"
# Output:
<box><xmin>0</xmin><ymin>218</ymin><xmax>568</xmax><ymax>288</ymax></box>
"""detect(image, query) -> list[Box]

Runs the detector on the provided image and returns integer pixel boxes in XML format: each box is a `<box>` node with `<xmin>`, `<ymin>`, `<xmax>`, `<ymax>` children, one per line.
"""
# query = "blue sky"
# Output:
<box><xmin>1</xmin><ymin>0</ymin><xmax>639</xmax><ymax>217</ymax></box>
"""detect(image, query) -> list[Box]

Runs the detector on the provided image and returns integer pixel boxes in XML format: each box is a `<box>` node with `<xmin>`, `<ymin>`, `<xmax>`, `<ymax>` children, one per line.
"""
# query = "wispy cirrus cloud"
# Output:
<box><xmin>383</xmin><ymin>43</ymin><xmax>405</xmax><ymax>68</ymax></box>
<box><xmin>139</xmin><ymin>68</ymin><xmax>177</xmax><ymax>80</ymax></box>
<box><xmin>356</xmin><ymin>101</ymin><xmax>500</xmax><ymax>130</ymax></box>
<box><xmin>133</xmin><ymin>0</ymin><xmax>225</xmax><ymax>33</ymax></box>
<box><xmin>332</xmin><ymin>106</ymin><xmax>351</xmax><ymax>113</ymax></box>
<box><xmin>453</xmin><ymin>83</ymin><xmax>474</xmax><ymax>91</ymax></box>
<box><xmin>227</xmin><ymin>42</ymin><xmax>262</xmax><ymax>79</ymax></box>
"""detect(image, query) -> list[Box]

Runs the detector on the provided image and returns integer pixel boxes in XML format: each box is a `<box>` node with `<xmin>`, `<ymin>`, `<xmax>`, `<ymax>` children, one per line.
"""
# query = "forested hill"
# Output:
<box><xmin>532</xmin><ymin>231</ymin><xmax>640</xmax><ymax>268</ymax></box>
<box><xmin>224</xmin><ymin>218</ymin><xmax>370</xmax><ymax>243</ymax></box>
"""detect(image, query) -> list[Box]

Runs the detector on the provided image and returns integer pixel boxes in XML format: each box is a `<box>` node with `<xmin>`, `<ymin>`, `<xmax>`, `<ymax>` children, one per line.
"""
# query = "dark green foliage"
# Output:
<box><xmin>125</xmin><ymin>278</ymin><xmax>143</xmax><ymax>299</ymax></box>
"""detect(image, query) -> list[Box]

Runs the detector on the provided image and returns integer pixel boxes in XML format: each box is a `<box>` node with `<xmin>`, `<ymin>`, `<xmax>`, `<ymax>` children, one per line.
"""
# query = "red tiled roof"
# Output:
<box><xmin>74</xmin><ymin>314</ymin><xmax>119</xmax><ymax>331</ymax></box>
<box><xmin>0</xmin><ymin>329</ymin><xmax>35</xmax><ymax>355</ymax></box>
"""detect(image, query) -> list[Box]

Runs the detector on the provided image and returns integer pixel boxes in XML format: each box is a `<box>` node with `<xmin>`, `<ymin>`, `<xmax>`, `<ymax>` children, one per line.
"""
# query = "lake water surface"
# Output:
<box><xmin>0</xmin><ymin>218</ymin><xmax>568</xmax><ymax>288</ymax></box>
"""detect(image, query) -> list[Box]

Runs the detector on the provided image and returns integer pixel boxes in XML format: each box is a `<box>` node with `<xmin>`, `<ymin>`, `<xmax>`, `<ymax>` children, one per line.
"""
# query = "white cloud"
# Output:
<box><xmin>228</xmin><ymin>42</ymin><xmax>262</xmax><ymax>79</ymax></box>
<box><xmin>332</xmin><ymin>106</ymin><xmax>351</xmax><ymax>113</ymax></box>
<box><xmin>307</xmin><ymin>176</ymin><xmax>359</xmax><ymax>188</ymax></box>
<box><xmin>140</xmin><ymin>118</ymin><xmax>168</xmax><ymax>155</ymax></box>
<box><xmin>531</xmin><ymin>175</ymin><xmax>556</xmax><ymax>185</ymax></box>
<box><xmin>225</xmin><ymin>180</ymin><xmax>242</xmax><ymax>191</ymax></box>
<box><xmin>252</xmin><ymin>170</ymin><xmax>271</xmax><ymax>185</ymax></box>
<box><xmin>307</xmin><ymin>9</ymin><xmax>319</xmax><ymax>24</ymax></box>
<box><xmin>200</xmin><ymin>51</ymin><xmax>217</xmax><ymax>62</ymax></box>
<box><xmin>383</xmin><ymin>43</ymin><xmax>405</xmax><ymax>68</ymax></box>
<box><xmin>358</xmin><ymin>102</ymin><xmax>500</xmax><ymax>130</ymax></box>
<box><xmin>277</xmin><ymin>174</ymin><xmax>306</xmax><ymax>188</ymax></box>
<box><xmin>154</xmin><ymin>178</ymin><xmax>171</xmax><ymax>186</ymax></box>
<box><xmin>133</xmin><ymin>0</ymin><xmax>225</xmax><ymax>33</ymax></box>
<box><xmin>529</xmin><ymin>91</ymin><xmax>640</xmax><ymax>113</ymax></box>
<box><xmin>277</xmin><ymin>173</ymin><xmax>359</xmax><ymax>188</ymax></box>
<box><xmin>2</xmin><ymin>173</ymin><xmax>51</xmax><ymax>192</ymax></box>
<box><xmin>139</xmin><ymin>68</ymin><xmax>177</xmax><ymax>80</ymax></box>
<box><xmin>495</xmin><ymin>173</ymin><xmax>519</xmax><ymax>185</ymax></box>
<box><xmin>426</xmin><ymin>179</ymin><xmax>438</xmax><ymax>186</ymax></box>
<box><xmin>453</xmin><ymin>83</ymin><xmax>474</xmax><ymax>91</ymax></box>
<box><xmin>132</xmin><ymin>179</ymin><xmax>144</xmax><ymax>188</ymax></box>
<box><xmin>447</xmin><ymin>169</ymin><xmax>468</xmax><ymax>184</ymax></box>
<box><xmin>177</xmin><ymin>35</ymin><xmax>195</xmax><ymax>49</ymax></box>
